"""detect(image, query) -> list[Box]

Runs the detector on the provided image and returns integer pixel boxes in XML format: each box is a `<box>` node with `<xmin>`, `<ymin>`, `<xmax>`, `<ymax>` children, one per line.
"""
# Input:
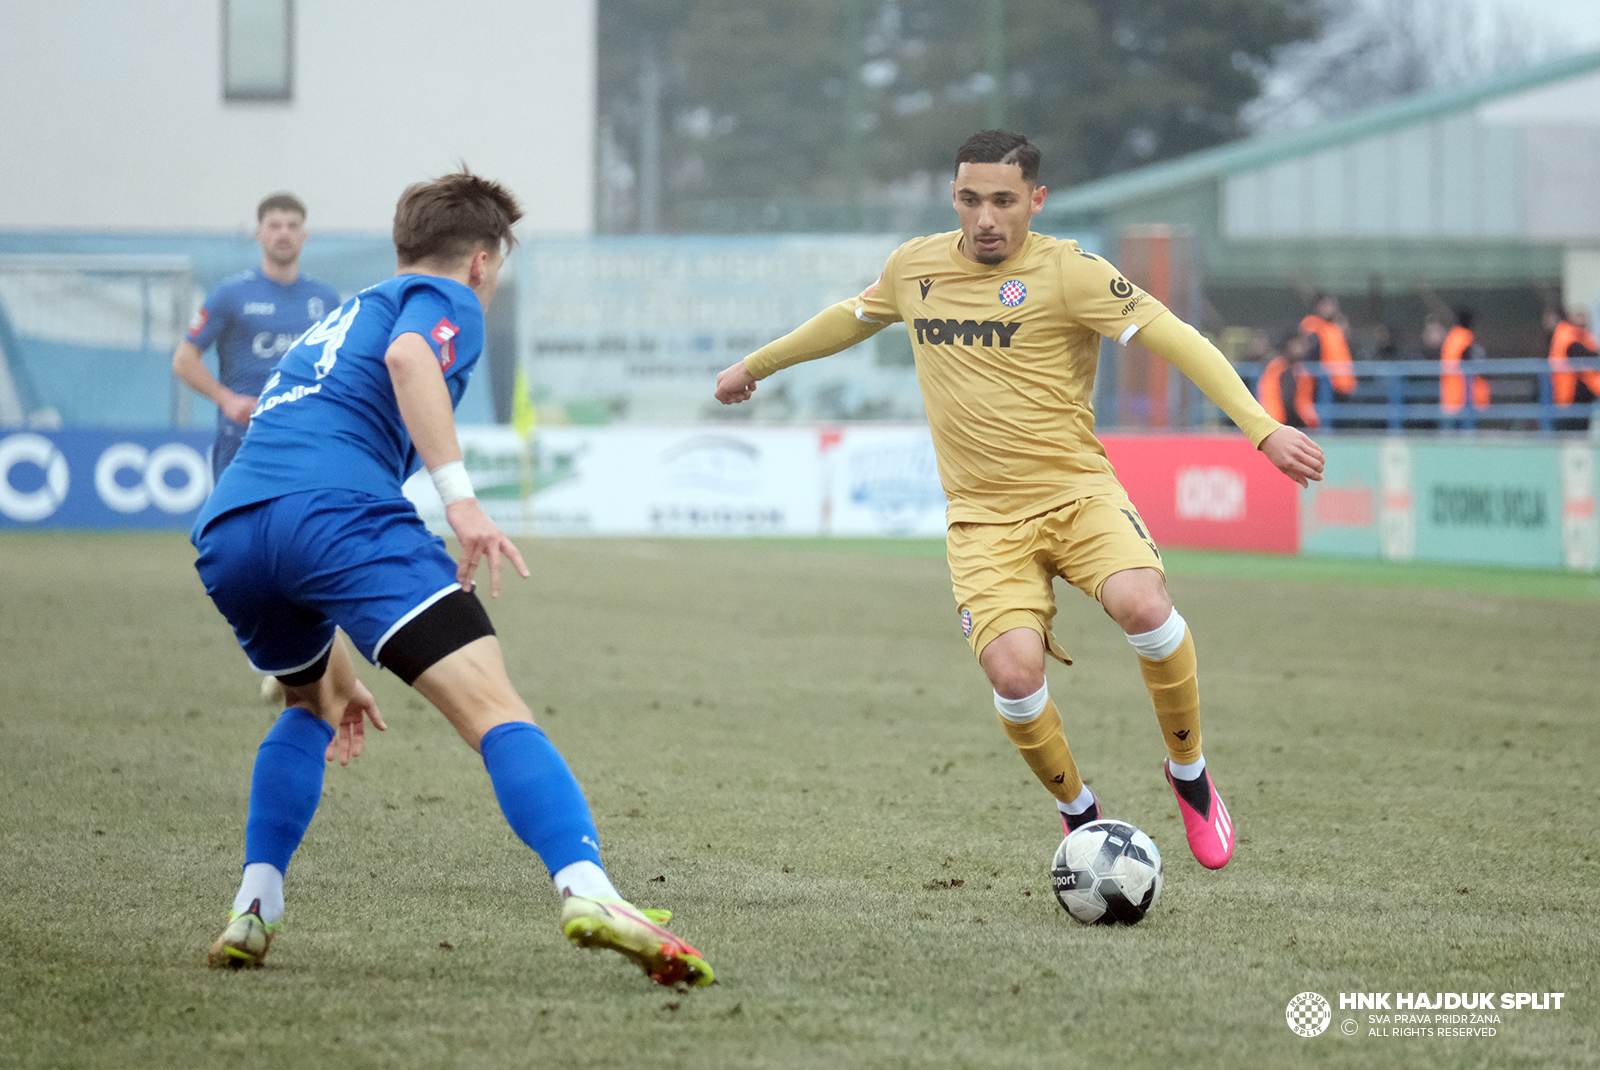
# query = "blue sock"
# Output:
<box><xmin>480</xmin><ymin>722</ymin><xmax>604</xmax><ymax>877</ymax></box>
<box><xmin>243</xmin><ymin>707</ymin><xmax>335</xmax><ymax>873</ymax></box>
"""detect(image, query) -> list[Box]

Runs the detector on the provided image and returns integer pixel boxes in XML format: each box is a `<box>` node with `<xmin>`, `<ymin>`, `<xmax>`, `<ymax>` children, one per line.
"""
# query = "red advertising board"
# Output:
<box><xmin>1100</xmin><ymin>433</ymin><xmax>1300</xmax><ymax>553</ymax></box>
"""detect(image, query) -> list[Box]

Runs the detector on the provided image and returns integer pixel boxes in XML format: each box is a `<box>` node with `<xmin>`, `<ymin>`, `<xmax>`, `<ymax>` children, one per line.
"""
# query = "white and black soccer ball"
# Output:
<box><xmin>1050</xmin><ymin>819</ymin><xmax>1163</xmax><ymax>926</ymax></box>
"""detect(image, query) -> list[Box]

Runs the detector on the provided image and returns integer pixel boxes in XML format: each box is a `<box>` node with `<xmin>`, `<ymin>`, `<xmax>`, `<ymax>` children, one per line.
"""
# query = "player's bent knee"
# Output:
<box><xmin>991</xmin><ymin>669</ymin><xmax>1045</xmax><ymax>701</ymax></box>
<box><xmin>1100</xmin><ymin>569</ymin><xmax>1172</xmax><ymax>634</ymax></box>
<box><xmin>377</xmin><ymin>588</ymin><xmax>496</xmax><ymax>685</ymax></box>
<box><xmin>980</xmin><ymin>628</ymin><xmax>1047</xmax><ymax>698</ymax></box>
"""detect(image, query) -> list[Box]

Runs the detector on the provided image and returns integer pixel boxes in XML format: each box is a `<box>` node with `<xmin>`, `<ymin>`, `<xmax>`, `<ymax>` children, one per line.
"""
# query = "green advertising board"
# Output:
<box><xmin>1300</xmin><ymin>438</ymin><xmax>1597</xmax><ymax>572</ymax></box>
<box><xmin>1300</xmin><ymin>441</ymin><xmax>1381</xmax><ymax>559</ymax></box>
<box><xmin>1410</xmin><ymin>443</ymin><xmax>1564</xmax><ymax>569</ymax></box>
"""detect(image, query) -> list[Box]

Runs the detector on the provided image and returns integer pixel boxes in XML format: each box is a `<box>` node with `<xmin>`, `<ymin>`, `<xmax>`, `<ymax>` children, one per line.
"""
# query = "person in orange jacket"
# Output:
<box><xmin>1256</xmin><ymin>330</ymin><xmax>1321</xmax><ymax>429</ymax></box>
<box><xmin>1440</xmin><ymin>308</ymin><xmax>1489</xmax><ymax>416</ymax></box>
<box><xmin>1545</xmin><ymin>308</ymin><xmax>1600</xmax><ymax>408</ymax></box>
<box><xmin>1301</xmin><ymin>294</ymin><xmax>1357</xmax><ymax>396</ymax></box>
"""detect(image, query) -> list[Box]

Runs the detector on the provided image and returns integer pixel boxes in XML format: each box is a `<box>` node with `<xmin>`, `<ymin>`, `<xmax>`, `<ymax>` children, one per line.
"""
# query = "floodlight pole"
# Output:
<box><xmin>638</xmin><ymin>44</ymin><xmax>663</xmax><ymax>234</ymax></box>
<box><xmin>986</xmin><ymin>0</ymin><xmax>1005</xmax><ymax>130</ymax></box>
<box><xmin>845</xmin><ymin>0</ymin><xmax>865</xmax><ymax>231</ymax></box>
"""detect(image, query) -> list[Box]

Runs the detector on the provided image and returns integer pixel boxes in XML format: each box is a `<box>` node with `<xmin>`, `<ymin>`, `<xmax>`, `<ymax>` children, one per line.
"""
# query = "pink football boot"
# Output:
<box><xmin>1164</xmin><ymin>760</ymin><xmax>1234</xmax><ymax>869</ymax></box>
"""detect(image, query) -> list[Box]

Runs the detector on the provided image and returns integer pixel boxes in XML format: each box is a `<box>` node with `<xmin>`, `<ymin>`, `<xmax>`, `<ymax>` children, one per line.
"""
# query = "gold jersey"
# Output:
<box><xmin>745</xmin><ymin>229</ymin><xmax>1279</xmax><ymax>525</ymax></box>
<box><xmin>863</xmin><ymin>230</ymin><xmax>1166</xmax><ymax>523</ymax></box>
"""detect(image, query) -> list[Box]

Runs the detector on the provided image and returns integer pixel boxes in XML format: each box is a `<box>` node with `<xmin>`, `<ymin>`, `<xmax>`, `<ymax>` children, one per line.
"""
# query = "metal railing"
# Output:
<box><xmin>1231</xmin><ymin>357</ymin><xmax>1600</xmax><ymax>434</ymax></box>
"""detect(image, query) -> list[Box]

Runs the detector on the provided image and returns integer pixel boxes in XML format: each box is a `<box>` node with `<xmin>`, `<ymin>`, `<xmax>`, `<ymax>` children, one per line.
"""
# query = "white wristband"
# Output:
<box><xmin>430</xmin><ymin>460</ymin><xmax>475</xmax><ymax>505</ymax></box>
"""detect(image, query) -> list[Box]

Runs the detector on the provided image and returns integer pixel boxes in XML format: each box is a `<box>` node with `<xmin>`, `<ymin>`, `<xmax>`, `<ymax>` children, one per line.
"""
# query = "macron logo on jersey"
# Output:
<box><xmin>431</xmin><ymin>318</ymin><xmax>460</xmax><ymax>371</ymax></box>
<box><xmin>243</xmin><ymin>301</ymin><xmax>276</xmax><ymax>315</ymax></box>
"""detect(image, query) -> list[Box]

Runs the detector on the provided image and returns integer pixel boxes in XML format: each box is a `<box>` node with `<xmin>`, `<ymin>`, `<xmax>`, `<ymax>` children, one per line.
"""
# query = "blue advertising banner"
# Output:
<box><xmin>0</xmin><ymin>429</ymin><xmax>213</xmax><ymax>530</ymax></box>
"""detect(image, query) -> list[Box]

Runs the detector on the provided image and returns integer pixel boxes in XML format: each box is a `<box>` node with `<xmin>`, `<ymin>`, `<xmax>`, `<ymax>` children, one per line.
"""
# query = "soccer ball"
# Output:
<box><xmin>1050</xmin><ymin>819</ymin><xmax>1163</xmax><ymax>926</ymax></box>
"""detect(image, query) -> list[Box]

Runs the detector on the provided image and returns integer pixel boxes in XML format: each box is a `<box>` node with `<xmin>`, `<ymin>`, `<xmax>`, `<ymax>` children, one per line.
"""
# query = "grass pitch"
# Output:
<box><xmin>1</xmin><ymin>532</ymin><xmax>1596</xmax><ymax>1069</ymax></box>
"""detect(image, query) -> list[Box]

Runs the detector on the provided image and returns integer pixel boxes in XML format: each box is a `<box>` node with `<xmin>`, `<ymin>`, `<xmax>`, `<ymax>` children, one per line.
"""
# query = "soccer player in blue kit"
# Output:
<box><xmin>172</xmin><ymin>193</ymin><xmax>341</xmax><ymax>479</ymax></box>
<box><xmin>192</xmin><ymin>172</ymin><xmax>712</xmax><ymax>987</ymax></box>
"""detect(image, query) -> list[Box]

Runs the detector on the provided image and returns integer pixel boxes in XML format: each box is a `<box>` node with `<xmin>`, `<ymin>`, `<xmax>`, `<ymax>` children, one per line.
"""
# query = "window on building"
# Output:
<box><xmin>223</xmin><ymin>0</ymin><xmax>293</xmax><ymax>101</ymax></box>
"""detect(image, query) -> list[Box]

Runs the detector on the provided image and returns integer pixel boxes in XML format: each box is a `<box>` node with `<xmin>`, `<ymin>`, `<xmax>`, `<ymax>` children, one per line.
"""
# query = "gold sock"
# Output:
<box><xmin>1138</xmin><ymin>629</ymin><xmax>1202</xmax><ymax>765</ymax></box>
<box><xmin>996</xmin><ymin>698</ymin><xmax>1084</xmax><ymax>804</ymax></box>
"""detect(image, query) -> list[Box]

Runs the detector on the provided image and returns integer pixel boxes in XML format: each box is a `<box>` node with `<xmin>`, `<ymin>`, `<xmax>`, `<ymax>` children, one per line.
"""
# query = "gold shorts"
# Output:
<box><xmin>947</xmin><ymin>493</ymin><xmax>1163</xmax><ymax>665</ymax></box>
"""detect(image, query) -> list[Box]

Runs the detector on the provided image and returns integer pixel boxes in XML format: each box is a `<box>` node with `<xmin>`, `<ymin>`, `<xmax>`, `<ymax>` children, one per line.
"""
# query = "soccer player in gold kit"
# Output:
<box><xmin>714</xmin><ymin>130</ymin><xmax>1324</xmax><ymax>869</ymax></box>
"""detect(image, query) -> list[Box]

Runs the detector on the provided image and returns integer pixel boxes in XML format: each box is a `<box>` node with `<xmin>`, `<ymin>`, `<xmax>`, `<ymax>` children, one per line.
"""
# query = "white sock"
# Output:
<box><xmin>1168</xmin><ymin>755</ymin><xmax>1206</xmax><ymax>781</ymax></box>
<box><xmin>1055</xmin><ymin>784</ymin><xmax>1096</xmax><ymax>816</ymax></box>
<box><xmin>1127</xmin><ymin>608</ymin><xmax>1187</xmax><ymax>661</ymax></box>
<box><xmin>993</xmin><ymin>681</ymin><xmax>1049</xmax><ymax>723</ymax></box>
<box><xmin>232</xmin><ymin>862</ymin><xmax>285</xmax><ymax>923</ymax></box>
<box><xmin>553</xmin><ymin>860</ymin><xmax>619</xmax><ymax>900</ymax></box>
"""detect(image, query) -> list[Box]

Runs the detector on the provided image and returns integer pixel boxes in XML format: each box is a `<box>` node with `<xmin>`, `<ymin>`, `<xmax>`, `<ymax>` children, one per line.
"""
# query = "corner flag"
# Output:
<box><xmin>511</xmin><ymin>366</ymin><xmax>536</xmax><ymax>441</ymax></box>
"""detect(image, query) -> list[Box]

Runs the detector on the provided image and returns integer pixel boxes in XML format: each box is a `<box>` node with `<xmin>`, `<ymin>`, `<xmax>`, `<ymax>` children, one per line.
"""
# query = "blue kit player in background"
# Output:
<box><xmin>171</xmin><ymin>192</ymin><xmax>341</xmax><ymax>479</ymax></box>
<box><xmin>192</xmin><ymin>171</ymin><xmax>713</xmax><ymax>987</ymax></box>
<box><xmin>173</xmin><ymin>193</ymin><xmax>341</xmax><ymax>705</ymax></box>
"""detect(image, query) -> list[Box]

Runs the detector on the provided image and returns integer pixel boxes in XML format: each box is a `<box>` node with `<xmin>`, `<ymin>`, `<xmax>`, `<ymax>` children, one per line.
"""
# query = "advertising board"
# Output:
<box><xmin>1300</xmin><ymin>441</ymin><xmax>1382</xmax><ymax>559</ymax></box>
<box><xmin>0</xmin><ymin>429</ymin><xmax>213</xmax><ymax>530</ymax></box>
<box><xmin>405</xmin><ymin>425</ymin><xmax>825</xmax><ymax>537</ymax></box>
<box><xmin>1298</xmin><ymin>438</ymin><xmax>1597</xmax><ymax>571</ymax></box>
<box><xmin>1410</xmin><ymin>443</ymin><xmax>1565</xmax><ymax>569</ymax></box>
<box><xmin>1100</xmin><ymin>433</ymin><xmax>1300</xmax><ymax>553</ymax></box>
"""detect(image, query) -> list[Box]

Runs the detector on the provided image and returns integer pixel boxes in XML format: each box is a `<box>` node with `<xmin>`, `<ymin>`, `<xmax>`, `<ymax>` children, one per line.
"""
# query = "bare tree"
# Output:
<box><xmin>1244</xmin><ymin>0</ymin><xmax>1564</xmax><ymax>133</ymax></box>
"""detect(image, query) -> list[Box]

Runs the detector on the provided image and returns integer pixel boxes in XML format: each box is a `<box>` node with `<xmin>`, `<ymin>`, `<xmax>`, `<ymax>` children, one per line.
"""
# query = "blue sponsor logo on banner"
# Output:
<box><xmin>0</xmin><ymin>430</ymin><xmax>214</xmax><ymax>530</ymax></box>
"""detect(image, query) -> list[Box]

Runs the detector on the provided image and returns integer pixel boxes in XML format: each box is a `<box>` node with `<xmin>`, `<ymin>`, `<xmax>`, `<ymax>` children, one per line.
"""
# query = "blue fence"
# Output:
<box><xmin>1232</xmin><ymin>357</ymin><xmax>1600</xmax><ymax>434</ymax></box>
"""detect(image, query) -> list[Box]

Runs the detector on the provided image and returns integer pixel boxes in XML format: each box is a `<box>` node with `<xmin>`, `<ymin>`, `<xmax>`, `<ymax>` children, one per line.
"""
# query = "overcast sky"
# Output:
<box><xmin>1485</xmin><ymin>0</ymin><xmax>1600</xmax><ymax>48</ymax></box>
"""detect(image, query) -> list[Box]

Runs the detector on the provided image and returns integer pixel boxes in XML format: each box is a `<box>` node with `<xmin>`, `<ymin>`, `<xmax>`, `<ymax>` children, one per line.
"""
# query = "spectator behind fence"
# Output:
<box><xmin>1546</xmin><ymin>308</ymin><xmax>1600</xmax><ymax>408</ymax></box>
<box><xmin>1301</xmin><ymin>294</ymin><xmax>1357</xmax><ymax>396</ymax></box>
<box><xmin>1255</xmin><ymin>329</ymin><xmax>1320</xmax><ymax>430</ymax></box>
<box><xmin>172</xmin><ymin>193</ymin><xmax>341</xmax><ymax>481</ymax></box>
<box><xmin>1368</xmin><ymin>323</ymin><xmax>1400</xmax><ymax>361</ymax></box>
<box><xmin>1440</xmin><ymin>308</ymin><xmax>1489</xmax><ymax>417</ymax></box>
<box><xmin>1421</xmin><ymin>315</ymin><xmax>1448</xmax><ymax>362</ymax></box>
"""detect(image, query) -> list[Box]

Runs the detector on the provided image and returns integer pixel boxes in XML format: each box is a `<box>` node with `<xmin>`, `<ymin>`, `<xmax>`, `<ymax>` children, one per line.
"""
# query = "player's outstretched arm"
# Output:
<box><xmin>172</xmin><ymin>339</ymin><xmax>255</xmax><ymax>426</ymax></box>
<box><xmin>1136</xmin><ymin>315</ymin><xmax>1324</xmax><ymax>487</ymax></box>
<box><xmin>1258</xmin><ymin>426</ymin><xmax>1325</xmax><ymax>488</ymax></box>
<box><xmin>386</xmin><ymin>332</ymin><xmax>529</xmax><ymax>597</ymax></box>
<box><xmin>715</xmin><ymin>299</ymin><xmax>888</xmax><ymax>404</ymax></box>
<box><xmin>714</xmin><ymin>361</ymin><xmax>759</xmax><ymax>404</ymax></box>
<box><xmin>1135</xmin><ymin>314</ymin><xmax>1280</xmax><ymax>442</ymax></box>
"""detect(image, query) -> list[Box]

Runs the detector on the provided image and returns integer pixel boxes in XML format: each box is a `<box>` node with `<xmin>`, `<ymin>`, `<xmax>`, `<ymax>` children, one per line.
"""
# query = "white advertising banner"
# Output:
<box><xmin>406</xmin><ymin>424</ymin><xmax>868</xmax><ymax>537</ymax></box>
<box><xmin>824</xmin><ymin>425</ymin><xmax>949</xmax><ymax>537</ymax></box>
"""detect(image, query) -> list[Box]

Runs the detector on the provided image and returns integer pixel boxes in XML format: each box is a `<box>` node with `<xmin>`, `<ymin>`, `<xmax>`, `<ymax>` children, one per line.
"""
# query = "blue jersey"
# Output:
<box><xmin>187</xmin><ymin>268</ymin><xmax>342</xmax><ymax>416</ymax></box>
<box><xmin>195</xmin><ymin>273</ymin><xmax>485</xmax><ymax>535</ymax></box>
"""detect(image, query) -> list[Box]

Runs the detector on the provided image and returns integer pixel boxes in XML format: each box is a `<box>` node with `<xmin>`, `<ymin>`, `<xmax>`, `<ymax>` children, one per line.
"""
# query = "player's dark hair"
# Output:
<box><xmin>257</xmin><ymin>192</ymin><xmax>307</xmax><ymax>221</ymax></box>
<box><xmin>393</xmin><ymin>169</ymin><xmax>523</xmax><ymax>266</ymax></box>
<box><xmin>954</xmin><ymin>130</ymin><xmax>1041</xmax><ymax>185</ymax></box>
<box><xmin>1455</xmin><ymin>307</ymin><xmax>1475</xmax><ymax>329</ymax></box>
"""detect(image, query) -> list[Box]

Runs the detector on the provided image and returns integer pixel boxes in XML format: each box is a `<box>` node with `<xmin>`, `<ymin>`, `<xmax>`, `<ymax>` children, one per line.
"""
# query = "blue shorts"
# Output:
<box><xmin>194</xmin><ymin>489</ymin><xmax>462</xmax><ymax>675</ymax></box>
<box><xmin>212</xmin><ymin>421</ymin><xmax>247</xmax><ymax>480</ymax></box>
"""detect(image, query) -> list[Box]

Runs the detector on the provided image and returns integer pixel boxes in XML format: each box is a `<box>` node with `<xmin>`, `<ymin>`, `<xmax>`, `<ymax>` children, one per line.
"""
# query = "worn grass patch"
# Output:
<box><xmin>1</xmin><ymin>533</ymin><xmax>1596</xmax><ymax>1069</ymax></box>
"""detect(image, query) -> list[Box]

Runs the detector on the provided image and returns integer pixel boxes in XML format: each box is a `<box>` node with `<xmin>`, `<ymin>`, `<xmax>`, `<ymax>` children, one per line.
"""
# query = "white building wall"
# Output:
<box><xmin>1221</xmin><ymin>68</ymin><xmax>1600</xmax><ymax>243</ymax></box>
<box><xmin>0</xmin><ymin>1</ymin><xmax>595</xmax><ymax>235</ymax></box>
